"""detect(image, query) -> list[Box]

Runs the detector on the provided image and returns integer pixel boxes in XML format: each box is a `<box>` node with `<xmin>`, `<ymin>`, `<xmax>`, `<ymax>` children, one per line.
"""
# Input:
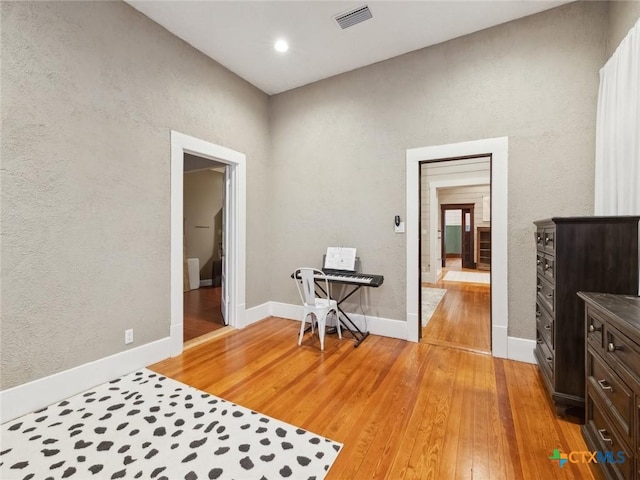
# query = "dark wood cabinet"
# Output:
<box><xmin>476</xmin><ymin>227</ymin><xmax>491</xmax><ymax>270</ymax></box>
<box><xmin>579</xmin><ymin>292</ymin><xmax>640</xmax><ymax>480</ymax></box>
<box><xmin>533</xmin><ymin>216</ymin><xmax>640</xmax><ymax>414</ymax></box>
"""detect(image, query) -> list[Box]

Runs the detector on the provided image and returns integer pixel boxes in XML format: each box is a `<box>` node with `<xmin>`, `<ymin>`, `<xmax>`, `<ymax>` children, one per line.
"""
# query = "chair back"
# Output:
<box><xmin>294</xmin><ymin>268</ymin><xmax>329</xmax><ymax>307</ymax></box>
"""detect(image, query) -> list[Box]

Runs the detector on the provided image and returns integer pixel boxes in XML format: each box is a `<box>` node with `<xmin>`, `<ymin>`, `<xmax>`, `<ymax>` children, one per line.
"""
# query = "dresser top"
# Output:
<box><xmin>535</xmin><ymin>216</ymin><xmax>640</xmax><ymax>225</ymax></box>
<box><xmin>578</xmin><ymin>292</ymin><xmax>640</xmax><ymax>330</ymax></box>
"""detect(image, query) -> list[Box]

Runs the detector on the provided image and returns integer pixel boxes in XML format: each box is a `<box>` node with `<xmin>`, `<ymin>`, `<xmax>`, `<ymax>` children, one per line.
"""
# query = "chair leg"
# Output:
<box><xmin>334</xmin><ymin>310</ymin><xmax>342</xmax><ymax>340</ymax></box>
<box><xmin>298</xmin><ymin>313</ymin><xmax>308</xmax><ymax>346</ymax></box>
<box><xmin>318</xmin><ymin>313</ymin><xmax>326</xmax><ymax>351</ymax></box>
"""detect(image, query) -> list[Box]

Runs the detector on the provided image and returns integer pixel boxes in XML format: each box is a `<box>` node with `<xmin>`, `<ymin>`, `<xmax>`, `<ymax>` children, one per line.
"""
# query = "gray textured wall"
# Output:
<box><xmin>269</xmin><ymin>1</ymin><xmax>608</xmax><ymax>338</ymax></box>
<box><xmin>607</xmin><ymin>0</ymin><xmax>640</xmax><ymax>57</ymax></box>
<box><xmin>1</xmin><ymin>1</ymin><xmax>270</xmax><ymax>389</ymax></box>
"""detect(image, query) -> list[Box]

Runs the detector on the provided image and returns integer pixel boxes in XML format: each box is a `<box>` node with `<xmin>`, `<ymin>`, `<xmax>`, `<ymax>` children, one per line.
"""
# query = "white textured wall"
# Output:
<box><xmin>0</xmin><ymin>1</ymin><xmax>270</xmax><ymax>389</ymax></box>
<box><xmin>270</xmin><ymin>1</ymin><xmax>608</xmax><ymax>338</ymax></box>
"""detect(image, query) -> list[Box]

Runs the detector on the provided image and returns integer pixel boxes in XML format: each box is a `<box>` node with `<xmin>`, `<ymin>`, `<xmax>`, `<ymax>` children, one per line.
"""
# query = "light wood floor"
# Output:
<box><xmin>422</xmin><ymin>257</ymin><xmax>491</xmax><ymax>352</ymax></box>
<box><xmin>183</xmin><ymin>286</ymin><xmax>225</xmax><ymax>342</ymax></box>
<box><xmin>150</xmin><ymin>317</ymin><xmax>599</xmax><ymax>480</ymax></box>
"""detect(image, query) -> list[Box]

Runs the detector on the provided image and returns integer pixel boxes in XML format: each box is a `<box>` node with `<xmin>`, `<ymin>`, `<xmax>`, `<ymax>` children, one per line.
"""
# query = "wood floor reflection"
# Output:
<box><xmin>421</xmin><ymin>256</ymin><xmax>491</xmax><ymax>352</ymax></box>
<box><xmin>183</xmin><ymin>286</ymin><xmax>225</xmax><ymax>342</ymax></box>
<box><xmin>150</xmin><ymin>317</ymin><xmax>597</xmax><ymax>480</ymax></box>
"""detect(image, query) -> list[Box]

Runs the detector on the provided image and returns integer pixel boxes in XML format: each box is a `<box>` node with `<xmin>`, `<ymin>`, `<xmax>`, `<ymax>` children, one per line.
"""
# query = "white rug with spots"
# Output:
<box><xmin>0</xmin><ymin>369</ymin><xmax>342</xmax><ymax>480</ymax></box>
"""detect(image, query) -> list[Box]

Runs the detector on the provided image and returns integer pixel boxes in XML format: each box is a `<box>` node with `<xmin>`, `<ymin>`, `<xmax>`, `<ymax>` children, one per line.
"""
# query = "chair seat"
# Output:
<box><xmin>307</xmin><ymin>298</ymin><xmax>337</xmax><ymax>309</ymax></box>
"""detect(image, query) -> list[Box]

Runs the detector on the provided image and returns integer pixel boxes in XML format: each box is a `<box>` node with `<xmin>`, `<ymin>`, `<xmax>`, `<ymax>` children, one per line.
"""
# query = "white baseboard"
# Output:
<box><xmin>269</xmin><ymin>301</ymin><xmax>407</xmax><ymax>340</ymax></box>
<box><xmin>270</xmin><ymin>301</ymin><xmax>304</xmax><ymax>321</ymax></box>
<box><xmin>492</xmin><ymin>324</ymin><xmax>508</xmax><ymax>359</ymax></box>
<box><xmin>507</xmin><ymin>336</ymin><xmax>536</xmax><ymax>364</ymax></box>
<box><xmin>0</xmin><ymin>337</ymin><xmax>172</xmax><ymax>424</ymax></box>
<box><xmin>245</xmin><ymin>301</ymin><xmax>271</xmax><ymax>326</ymax></box>
<box><xmin>200</xmin><ymin>279</ymin><xmax>213</xmax><ymax>287</ymax></box>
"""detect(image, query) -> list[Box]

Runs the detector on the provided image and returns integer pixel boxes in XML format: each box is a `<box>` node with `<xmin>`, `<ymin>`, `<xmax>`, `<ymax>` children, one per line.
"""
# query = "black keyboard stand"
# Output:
<box><xmin>314</xmin><ymin>281</ymin><xmax>370</xmax><ymax>348</ymax></box>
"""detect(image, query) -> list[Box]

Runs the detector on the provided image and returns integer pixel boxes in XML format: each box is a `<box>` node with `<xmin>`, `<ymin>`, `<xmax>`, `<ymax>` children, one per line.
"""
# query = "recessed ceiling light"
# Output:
<box><xmin>274</xmin><ymin>39</ymin><xmax>289</xmax><ymax>53</ymax></box>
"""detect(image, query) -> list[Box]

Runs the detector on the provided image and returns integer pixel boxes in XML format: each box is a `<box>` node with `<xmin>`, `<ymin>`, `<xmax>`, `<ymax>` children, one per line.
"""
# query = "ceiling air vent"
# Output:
<box><xmin>334</xmin><ymin>5</ymin><xmax>372</xmax><ymax>30</ymax></box>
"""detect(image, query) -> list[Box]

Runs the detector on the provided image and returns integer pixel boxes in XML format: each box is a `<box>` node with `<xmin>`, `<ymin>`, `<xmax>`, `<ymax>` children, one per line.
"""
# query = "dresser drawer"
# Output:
<box><xmin>606</xmin><ymin>325</ymin><xmax>640</xmax><ymax>386</ymax></box>
<box><xmin>536</xmin><ymin>303</ymin><xmax>554</xmax><ymax>348</ymax></box>
<box><xmin>536</xmin><ymin>276</ymin><xmax>554</xmax><ymax>313</ymax></box>
<box><xmin>586</xmin><ymin>393</ymin><xmax>633</xmax><ymax>480</ymax></box>
<box><xmin>535</xmin><ymin>336</ymin><xmax>554</xmax><ymax>380</ymax></box>
<box><xmin>541</xmin><ymin>228</ymin><xmax>555</xmax><ymax>254</ymax></box>
<box><xmin>586</xmin><ymin>308</ymin><xmax>605</xmax><ymax>352</ymax></box>
<box><xmin>587</xmin><ymin>351</ymin><xmax>633</xmax><ymax>444</ymax></box>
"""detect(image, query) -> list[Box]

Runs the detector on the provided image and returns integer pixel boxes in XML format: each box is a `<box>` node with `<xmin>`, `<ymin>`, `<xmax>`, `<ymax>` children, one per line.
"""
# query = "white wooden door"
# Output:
<box><xmin>220</xmin><ymin>166</ymin><xmax>229</xmax><ymax>325</ymax></box>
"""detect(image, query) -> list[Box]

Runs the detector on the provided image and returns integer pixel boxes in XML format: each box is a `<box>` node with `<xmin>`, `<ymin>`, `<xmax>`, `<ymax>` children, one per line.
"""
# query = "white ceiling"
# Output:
<box><xmin>126</xmin><ymin>1</ymin><xmax>572</xmax><ymax>95</ymax></box>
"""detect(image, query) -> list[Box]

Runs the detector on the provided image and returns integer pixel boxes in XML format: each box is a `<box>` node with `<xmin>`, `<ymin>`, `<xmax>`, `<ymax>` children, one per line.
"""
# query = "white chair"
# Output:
<box><xmin>293</xmin><ymin>267</ymin><xmax>340</xmax><ymax>350</ymax></box>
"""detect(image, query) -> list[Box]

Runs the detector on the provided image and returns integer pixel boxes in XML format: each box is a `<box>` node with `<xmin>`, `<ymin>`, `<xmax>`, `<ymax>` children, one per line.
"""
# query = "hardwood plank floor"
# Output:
<box><xmin>183</xmin><ymin>286</ymin><xmax>225</xmax><ymax>342</ymax></box>
<box><xmin>421</xmin><ymin>280</ymin><xmax>491</xmax><ymax>353</ymax></box>
<box><xmin>150</xmin><ymin>318</ymin><xmax>598</xmax><ymax>480</ymax></box>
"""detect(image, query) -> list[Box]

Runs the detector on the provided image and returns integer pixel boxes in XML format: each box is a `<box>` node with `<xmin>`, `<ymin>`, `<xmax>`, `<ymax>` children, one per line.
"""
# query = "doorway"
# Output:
<box><xmin>440</xmin><ymin>203</ymin><xmax>475</xmax><ymax>270</ymax></box>
<box><xmin>418</xmin><ymin>158</ymin><xmax>492</xmax><ymax>353</ymax></box>
<box><xmin>405</xmin><ymin>137</ymin><xmax>508</xmax><ymax>356</ymax></box>
<box><xmin>170</xmin><ymin>131</ymin><xmax>247</xmax><ymax>357</ymax></box>
<box><xmin>182</xmin><ymin>156</ymin><xmax>227</xmax><ymax>344</ymax></box>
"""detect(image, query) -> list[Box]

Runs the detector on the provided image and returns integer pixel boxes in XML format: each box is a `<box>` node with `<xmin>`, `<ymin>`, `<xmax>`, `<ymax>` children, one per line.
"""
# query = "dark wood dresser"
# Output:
<box><xmin>533</xmin><ymin>216</ymin><xmax>640</xmax><ymax>414</ymax></box>
<box><xmin>579</xmin><ymin>292</ymin><xmax>640</xmax><ymax>480</ymax></box>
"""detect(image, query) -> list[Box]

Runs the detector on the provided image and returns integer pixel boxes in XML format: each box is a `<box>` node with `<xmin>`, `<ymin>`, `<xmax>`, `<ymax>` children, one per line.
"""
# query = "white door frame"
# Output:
<box><xmin>406</xmin><ymin>137</ymin><xmax>508</xmax><ymax>357</ymax></box>
<box><xmin>170</xmin><ymin>131</ymin><xmax>246</xmax><ymax>355</ymax></box>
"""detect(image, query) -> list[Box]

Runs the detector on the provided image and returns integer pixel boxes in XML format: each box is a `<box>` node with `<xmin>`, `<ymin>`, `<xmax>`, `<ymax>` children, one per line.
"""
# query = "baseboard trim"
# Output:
<box><xmin>507</xmin><ymin>336</ymin><xmax>536</xmax><ymax>364</ymax></box>
<box><xmin>0</xmin><ymin>337</ymin><xmax>172</xmax><ymax>424</ymax></box>
<box><xmin>492</xmin><ymin>325</ymin><xmax>508</xmax><ymax>359</ymax></box>
<box><xmin>199</xmin><ymin>279</ymin><xmax>213</xmax><ymax>287</ymax></box>
<box><xmin>245</xmin><ymin>302</ymin><xmax>271</xmax><ymax>326</ymax></box>
<box><xmin>269</xmin><ymin>302</ymin><xmax>407</xmax><ymax>340</ymax></box>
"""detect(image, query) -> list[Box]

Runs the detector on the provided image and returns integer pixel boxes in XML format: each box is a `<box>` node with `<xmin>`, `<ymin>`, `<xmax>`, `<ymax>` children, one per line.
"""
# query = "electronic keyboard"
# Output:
<box><xmin>321</xmin><ymin>271</ymin><xmax>383</xmax><ymax>287</ymax></box>
<box><xmin>291</xmin><ymin>270</ymin><xmax>384</xmax><ymax>287</ymax></box>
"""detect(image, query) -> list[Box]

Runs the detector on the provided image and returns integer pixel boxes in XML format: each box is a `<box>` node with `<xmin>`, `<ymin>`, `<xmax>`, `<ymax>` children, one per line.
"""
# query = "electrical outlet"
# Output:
<box><xmin>125</xmin><ymin>329</ymin><xmax>134</xmax><ymax>345</ymax></box>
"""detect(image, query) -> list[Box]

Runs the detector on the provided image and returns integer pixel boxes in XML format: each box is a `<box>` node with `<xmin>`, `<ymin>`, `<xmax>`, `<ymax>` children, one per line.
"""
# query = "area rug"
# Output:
<box><xmin>422</xmin><ymin>287</ymin><xmax>447</xmax><ymax>327</ymax></box>
<box><xmin>443</xmin><ymin>271</ymin><xmax>490</xmax><ymax>284</ymax></box>
<box><xmin>0</xmin><ymin>369</ymin><xmax>342</xmax><ymax>480</ymax></box>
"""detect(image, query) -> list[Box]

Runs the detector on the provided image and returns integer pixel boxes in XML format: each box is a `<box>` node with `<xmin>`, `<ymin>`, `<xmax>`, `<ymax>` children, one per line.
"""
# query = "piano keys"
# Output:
<box><xmin>292</xmin><ymin>271</ymin><xmax>384</xmax><ymax>287</ymax></box>
<box><xmin>318</xmin><ymin>271</ymin><xmax>383</xmax><ymax>287</ymax></box>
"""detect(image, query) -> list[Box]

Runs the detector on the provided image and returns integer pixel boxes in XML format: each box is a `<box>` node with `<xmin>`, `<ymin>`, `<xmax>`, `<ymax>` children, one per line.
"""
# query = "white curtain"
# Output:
<box><xmin>594</xmin><ymin>18</ymin><xmax>640</xmax><ymax>215</ymax></box>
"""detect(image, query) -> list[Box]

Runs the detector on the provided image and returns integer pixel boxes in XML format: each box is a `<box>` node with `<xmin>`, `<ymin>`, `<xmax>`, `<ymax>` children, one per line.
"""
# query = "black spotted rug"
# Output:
<box><xmin>0</xmin><ymin>369</ymin><xmax>342</xmax><ymax>480</ymax></box>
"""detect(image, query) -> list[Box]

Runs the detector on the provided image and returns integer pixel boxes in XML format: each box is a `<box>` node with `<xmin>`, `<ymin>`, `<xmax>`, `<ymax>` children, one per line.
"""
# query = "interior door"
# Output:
<box><xmin>441</xmin><ymin>203</ymin><xmax>475</xmax><ymax>269</ymax></box>
<box><xmin>461</xmin><ymin>207</ymin><xmax>475</xmax><ymax>269</ymax></box>
<box><xmin>220</xmin><ymin>166</ymin><xmax>229</xmax><ymax>325</ymax></box>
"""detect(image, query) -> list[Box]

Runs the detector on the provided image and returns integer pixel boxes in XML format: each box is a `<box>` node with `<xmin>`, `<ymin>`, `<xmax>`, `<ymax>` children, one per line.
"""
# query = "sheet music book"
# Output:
<box><xmin>324</xmin><ymin>247</ymin><xmax>357</xmax><ymax>272</ymax></box>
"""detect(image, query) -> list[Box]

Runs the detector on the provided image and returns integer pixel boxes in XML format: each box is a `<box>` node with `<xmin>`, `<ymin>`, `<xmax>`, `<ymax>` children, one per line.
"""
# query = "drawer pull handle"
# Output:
<box><xmin>537</xmin><ymin>338</ymin><xmax>543</xmax><ymax>345</ymax></box>
<box><xmin>544</xmin><ymin>325</ymin><xmax>551</xmax><ymax>331</ymax></box>
<box><xmin>597</xmin><ymin>379</ymin><xmax>613</xmax><ymax>392</ymax></box>
<box><xmin>588</xmin><ymin>324</ymin><xmax>601</xmax><ymax>333</ymax></box>
<box><xmin>537</xmin><ymin>259</ymin><xmax>541</xmax><ymax>265</ymax></box>
<box><xmin>597</xmin><ymin>429</ymin><xmax>613</xmax><ymax>444</ymax></box>
<box><xmin>536</xmin><ymin>311</ymin><xmax>541</xmax><ymax>318</ymax></box>
<box><xmin>546</xmin><ymin>293</ymin><xmax>553</xmax><ymax>298</ymax></box>
<box><xmin>608</xmin><ymin>342</ymin><xmax>621</xmax><ymax>353</ymax></box>
<box><xmin>537</xmin><ymin>235</ymin><xmax>542</xmax><ymax>243</ymax></box>
<box><xmin>544</xmin><ymin>263</ymin><xmax>550</xmax><ymax>270</ymax></box>
<box><xmin>537</xmin><ymin>284</ymin><xmax>542</xmax><ymax>291</ymax></box>
<box><xmin>545</xmin><ymin>237</ymin><xmax>551</xmax><ymax>245</ymax></box>
<box><xmin>545</xmin><ymin>356</ymin><xmax>553</xmax><ymax>364</ymax></box>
